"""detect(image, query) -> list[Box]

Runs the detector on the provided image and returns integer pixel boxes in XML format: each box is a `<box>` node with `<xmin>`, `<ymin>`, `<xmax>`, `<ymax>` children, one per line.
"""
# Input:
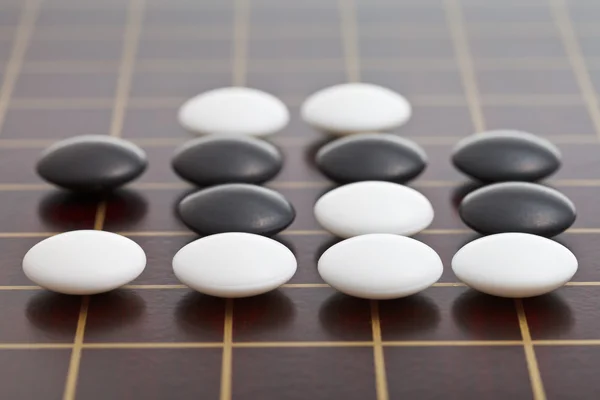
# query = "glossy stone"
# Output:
<box><xmin>178</xmin><ymin>87</ymin><xmax>290</xmax><ymax>136</ymax></box>
<box><xmin>459</xmin><ymin>182</ymin><xmax>576</xmax><ymax>237</ymax></box>
<box><xmin>316</xmin><ymin>133</ymin><xmax>427</xmax><ymax>183</ymax></box>
<box><xmin>23</xmin><ymin>230</ymin><xmax>146</xmax><ymax>295</ymax></box>
<box><xmin>318</xmin><ymin>234</ymin><xmax>443</xmax><ymax>299</ymax></box>
<box><xmin>452</xmin><ymin>130</ymin><xmax>561</xmax><ymax>182</ymax></box>
<box><xmin>314</xmin><ymin>181</ymin><xmax>434</xmax><ymax>238</ymax></box>
<box><xmin>177</xmin><ymin>184</ymin><xmax>295</xmax><ymax>236</ymax></box>
<box><xmin>173</xmin><ymin>232</ymin><xmax>297</xmax><ymax>298</ymax></box>
<box><xmin>452</xmin><ymin>233</ymin><xmax>578</xmax><ymax>298</ymax></box>
<box><xmin>36</xmin><ymin>135</ymin><xmax>147</xmax><ymax>192</ymax></box>
<box><xmin>300</xmin><ymin>83</ymin><xmax>412</xmax><ymax>135</ymax></box>
<box><xmin>172</xmin><ymin>136</ymin><xmax>282</xmax><ymax>186</ymax></box>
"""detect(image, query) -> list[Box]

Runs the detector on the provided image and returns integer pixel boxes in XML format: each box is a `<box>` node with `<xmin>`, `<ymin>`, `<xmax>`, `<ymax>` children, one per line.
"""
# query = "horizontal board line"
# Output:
<box><xmin>0</xmin><ymin>135</ymin><xmax>595</xmax><ymax>148</ymax></box>
<box><xmin>3</xmin><ymin>179</ymin><xmax>600</xmax><ymax>193</ymax></box>
<box><xmin>0</xmin><ymin>228</ymin><xmax>599</xmax><ymax>240</ymax></box>
<box><xmin>7</xmin><ymin>340</ymin><xmax>600</xmax><ymax>350</ymax></box>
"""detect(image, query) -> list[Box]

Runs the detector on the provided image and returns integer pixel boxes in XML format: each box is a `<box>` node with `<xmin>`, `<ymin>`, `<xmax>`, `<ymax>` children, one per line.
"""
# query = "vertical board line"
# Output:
<box><xmin>0</xmin><ymin>0</ymin><xmax>40</xmax><ymax>136</ymax></box>
<box><xmin>220</xmin><ymin>299</ymin><xmax>234</xmax><ymax>400</ymax></box>
<box><xmin>550</xmin><ymin>0</ymin><xmax>600</xmax><ymax>141</ymax></box>
<box><xmin>62</xmin><ymin>297</ymin><xmax>90</xmax><ymax>400</ymax></box>
<box><xmin>62</xmin><ymin>198</ymin><xmax>107</xmax><ymax>400</ymax></box>
<box><xmin>515</xmin><ymin>299</ymin><xmax>547</xmax><ymax>400</ymax></box>
<box><xmin>109</xmin><ymin>0</ymin><xmax>145</xmax><ymax>137</ymax></box>
<box><xmin>62</xmin><ymin>0</ymin><xmax>136</xmax><ymax>394</ymax></box>
<box><xmin>219</xmin><ymin>1</ymin><xmax>249</xmax><ymax>397</ymax></box>
<box><xmin>444</xmin><ymin>0</ymin><xmax>485</xmax><ymax>133</ymax></box>
<box><xmin>370</xmin><ymin>301</ymin><xmax>389</xmax><ymax>400</ymax></box>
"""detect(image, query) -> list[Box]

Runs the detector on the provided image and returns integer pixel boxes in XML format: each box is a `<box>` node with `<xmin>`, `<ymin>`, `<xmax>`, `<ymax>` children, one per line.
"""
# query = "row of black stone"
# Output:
<box><xmin>33</xmin><ymin>129</ymin><xmax>576</xmax><ymax>239</ymax></box>
<box><xmin>33</xmin><ymin>134</ymin><xmax>297</xmax><ymax>237</ymax></box>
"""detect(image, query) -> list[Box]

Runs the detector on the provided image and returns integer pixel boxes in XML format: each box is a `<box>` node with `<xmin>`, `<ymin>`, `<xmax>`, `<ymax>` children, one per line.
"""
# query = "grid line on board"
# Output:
<box><xmin>0</xmin><ymin>0</ymin><xmax>39</xmax><ymax>137</ymax></box>
<box><xmin>0</xmin><ymin>135</ymin><xmax>595</xmax><ymax>148</ymax></box>
<box><xmin>109</xmin><ymin>0</ymin><xmax>144</xmax><ymax>138</ymax></box>
<box><xmin>2</xmin><ymin>228</ymin><xmax>600</xmax><ymax>239</ymax></box>
<box><xmin>444</xmin><ymin>0</ymin><xmax>484</xmax><ymax>133</ymax></box>
<box><xmin>10</xmin><ymin>339</ymin><xmax>600</xmax><ymax>351</ymax></box>
<box><xmin>445</xmin><ymin>0</ymin><xmax>546</xmax><ymax>398</ymax></box>
<box><xmin>339</xmin><ymin>1</ymin><xmax>389</xmax><ymax>398</ymax></box>
<box><xmin>62</xmin><ymin>203</ymin><xmax>106</xmax><ymax>400</ymax></box>
<box><xmin>4</xmin><ymin>93</ymin><xmax>599</xmax><ymax>109</ymax></box>
<box><xmin>60</xmin><ymin>0</ymin><xmax>140</xmax><ymax>397</ymax></box>
<box><xmin>551</xmin><ymin>0</ymin><xmax>600</xmax><ymax>141</ymax></box>
<box><xmin>516</xmin><ymin>299</ymin><xmax>547</xmax><ymax>400</ymax></box>
<box><xmin>8</xmin><ymin>56</ymin><xmax>600</xmax><ymax>73</ymax></box>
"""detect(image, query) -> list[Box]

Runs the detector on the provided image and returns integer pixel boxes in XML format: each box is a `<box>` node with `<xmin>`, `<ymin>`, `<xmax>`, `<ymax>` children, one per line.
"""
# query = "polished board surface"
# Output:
<box><xmin>1</xmin><ymin>0</ymin><xmax>600</xmax><ymax>399</ymax></box>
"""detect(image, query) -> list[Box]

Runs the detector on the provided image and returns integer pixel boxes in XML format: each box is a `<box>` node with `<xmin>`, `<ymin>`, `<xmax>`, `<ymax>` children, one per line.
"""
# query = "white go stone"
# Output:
<box><xmin>23</xmin><ymin>230</ymin><xmax>146</xmax><ymax>295</ymax></box>
<box><xmin>300</xmin><ymin>83</ymin><xmax>412</xmax><ymax>135</ymax></box>
<box><xmin>318</xmin><ymin>234</ymin><xmax>443</xmax><ymax>299</ymax></box>
<box><xmin>178</xmin><ymin>87</ymin><xmax>290</xmax><ymax>136</ymax></box>
<box><xmin>452</xmin><ymin>232</ymin><xmax>578</xmax><ymax>298</ymax></box>
<box><xmin>314</xmin><ymin>181</ymin><xmax>434</xmax><ymax>238</ymax></box>
<box><xmin>172</xmin><ymin>232</ymin><xmax>297</xmax><ymax>298</ymax></box>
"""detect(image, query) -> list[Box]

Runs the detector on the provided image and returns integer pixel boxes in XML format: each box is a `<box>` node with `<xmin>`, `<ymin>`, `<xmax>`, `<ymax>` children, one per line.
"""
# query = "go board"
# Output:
<box><xmin>0</xmin><ymin>0</ymin><xmax>600</xmax><ymax>398</ymax></box>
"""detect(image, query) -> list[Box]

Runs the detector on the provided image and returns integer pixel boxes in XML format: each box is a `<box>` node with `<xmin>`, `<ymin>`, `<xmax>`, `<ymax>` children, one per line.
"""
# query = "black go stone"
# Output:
<box><xmin>178</xmin><ymin>183</ymin><xmax>295</xmax><ymax>236</ymax></box>
<box><xmin>315</xmin><ymin>133</ymin><xmax>427</xmax><ymax>184</ymax></box>
<box><xmin>36</xmin><ymin>135</ymin><xmax>147</xmax><ymax>192</ymax></box>
<box><xmin>451</xmin><ymin>130</ymin><xmax>561</xmax><ymax>183</ymax></box>
<box><xmin>171</xmin><ymin>136</ymin><xmax>282</xmax><ymax>186</ymax></box>
<box><xmin>459</xmin><ymin>182</ymin><xmax>576</xmax><ymax>237</ymax></box>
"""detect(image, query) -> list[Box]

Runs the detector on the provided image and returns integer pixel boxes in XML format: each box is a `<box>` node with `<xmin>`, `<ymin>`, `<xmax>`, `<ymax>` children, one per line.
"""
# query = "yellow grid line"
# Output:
<box><xmin>444</xmin><ymin>0</ymin><xmax>485</xmax><ymax>133</ymax></box>
<box><xmin>7</xmin><ymin>93</ymin><xmax>600</xmax><ymax>109</ymax></box>
<box><xmin>2</xmin><ymin>228</ymin><xmax>600</xmax><ymax>240</ymax></box>
<box><xmin>516</xmin><ymin>299</ymin><xmax>547</xmax><ymax>400</ymax></box>
<box><xmin>61</xmin><ymin>0</ymin><xmax>142</xmax><ymax>395</ymax></box>
<box><xmin>8</xmin><ymin>339</ymin><xmax>600</xmax><ymax>351</ymax></box>
<box><xmin>0</xmin><ymin>134</ymin><xmax>596</xmax><ymax>148</ymax></box>
<box><xmin>3</xmin><ymin>178</ymin><xmax>600</xmax><ymax>192</ymax></box>
<box><xmin>220</xmin><ymin>299</ymin><xmax>234</xmax><ymax>400</ymax></box>
<box><xmin>62</xmin><ymin>296</ymin><xmax>90</xmax><ymax>400</ymax></box>
<box><xmin>0</xmin><ymin>343</ymin><xmax>74</xmax><ymax>349</ymax></box>
<box><xmin>370</xmin><ymin>301</ymin><xmax>389</xmax><ymax>400</ymax></box>
<box><xmin>384</xmin><ymin>340</ymin><xmax>523</xmax><ymax>347</ymax></box>
<box><xmin>551</xmin><ymin>0</ymin><xmax>600</xmax><ymax>142</ymax></box>
<box><xmin>0</xmin><ymin>0</ymin><xmax>40</xmax><ymax>137</ymax></box>
<box><xmin>4</xmin><ymin>57</ymin><xmax>597</xmax><ymax>74</ymax></box>
<box><xmin>109</xmin><ymin>0</ymin><xmax>144</xmax><ymax>137</ymax></box>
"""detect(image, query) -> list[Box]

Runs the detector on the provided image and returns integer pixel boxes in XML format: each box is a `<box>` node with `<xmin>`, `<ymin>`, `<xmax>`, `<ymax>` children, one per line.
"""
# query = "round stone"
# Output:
<box><xmin>452</xmin><ymin>232</ymin><xmax>578</xmax><ymax>298</ymax></box>
<box><xmin>178</xmin><ymin>184</ymin><xmax>295</xmax><ymax>236</ymax></box>
<box><xmin>318</xmin><ymin>234</ymin><xmax>443</xmax><ymax>299</ymax></box>
<box><xmin>36</xmin><ymin>135</ymin><xmax>147</xmax><ymax>192</ymax></box>
<box><xmin>300</xmin><ymin>83</ymin><xmax>412</xmax><ymax>135</ymax></box>
<box><xmin>452</xmin><ymin>130</ymin><xmax>562</xmax><ymax>182</ymax></box>
<box><xmin>314</xmin><ymin>181</ymin><xmax>434</xmax><ymax>238</ymax></box>
<box><xmin>173</xmin><ymin>232</ymin><xmax>297</xmax><ymax>298</ymax></box>
<box><xmin>178</xmin><ymin>87</ymin><xmax>289</xmax><ymax>136</ymax></box>
<box><xmin>459</xmin><ymin>182</ymin><xmax>576</xmax><ymax>237</ymax></box>
<box><xmin>172</xmin><ymin>136</ymin><xmax>282</xmax><ymax>186</ymax></box>
<box><xmin>316</xmin><ymin>133</ymin><xmax>427</xmax><ymax>184</ymax></box>
<box><xmin>23</xmin><ymin>230</ymin><xmax>146</xmax><ymax>295</ymax></box>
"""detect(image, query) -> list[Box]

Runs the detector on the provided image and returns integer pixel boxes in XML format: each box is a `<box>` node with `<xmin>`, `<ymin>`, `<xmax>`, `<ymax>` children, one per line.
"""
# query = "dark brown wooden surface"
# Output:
<box><xmin>1</xmin><ymin>0</ymin><xmax>600</xmax><ymax>399</ymax></box>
